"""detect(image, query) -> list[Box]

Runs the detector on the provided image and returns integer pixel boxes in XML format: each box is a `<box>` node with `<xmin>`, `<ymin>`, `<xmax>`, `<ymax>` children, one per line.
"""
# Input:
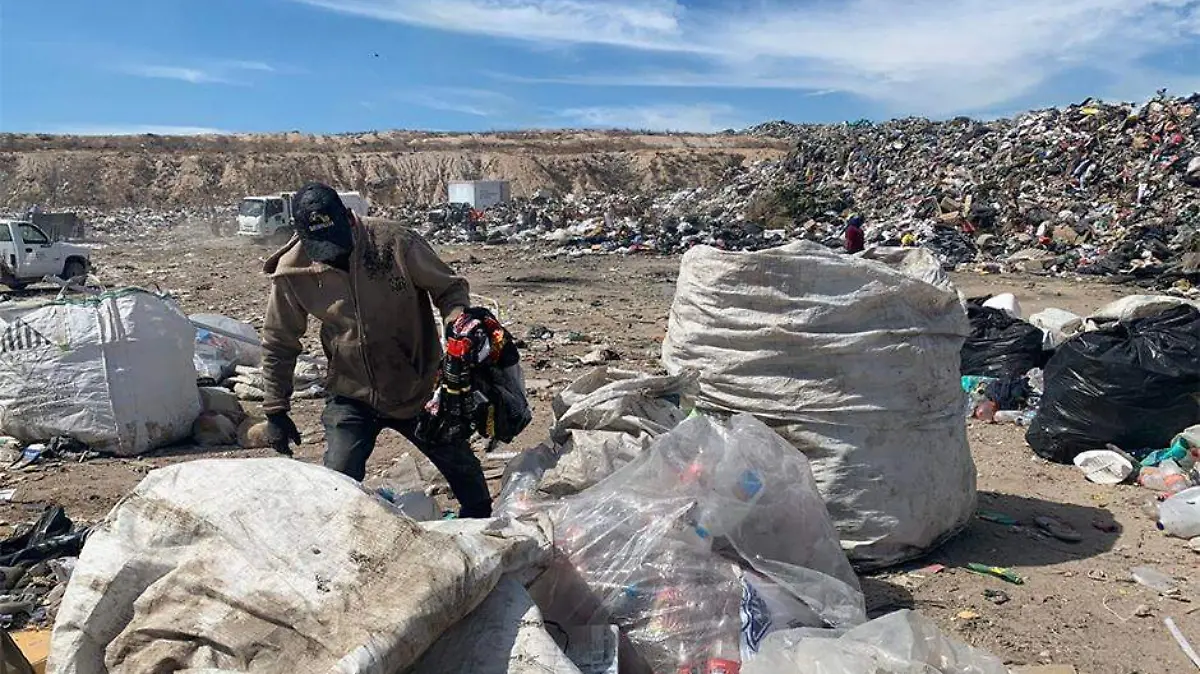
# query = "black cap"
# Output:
<box><xmin>292</xmin><ymin>182</ymin><xmax>350</xmax><ymax>240</ymax></box>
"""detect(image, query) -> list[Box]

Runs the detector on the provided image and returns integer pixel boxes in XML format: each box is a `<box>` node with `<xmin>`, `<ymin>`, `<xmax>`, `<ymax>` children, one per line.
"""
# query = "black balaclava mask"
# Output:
<box><xmin>292</xmin><ymin>182</ymin><xmax>355</xmax><ymax>265</ymax></box>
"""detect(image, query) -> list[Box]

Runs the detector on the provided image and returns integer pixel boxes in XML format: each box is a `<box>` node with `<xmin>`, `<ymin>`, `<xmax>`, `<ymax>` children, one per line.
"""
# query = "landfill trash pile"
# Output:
<box><xmin>759</xmin><ymin>95</ymin><xmax>1200</xmax><ymax>283</ymax></box>
<box><xmin>25</xmin><ymin>206</ymin><xmax>238</xmax><ymax>240</ymax></box>
<box><xmin>370</xmin><ymin>95</ymin><xmax>1200</xmax><ymax>291</ymax></box>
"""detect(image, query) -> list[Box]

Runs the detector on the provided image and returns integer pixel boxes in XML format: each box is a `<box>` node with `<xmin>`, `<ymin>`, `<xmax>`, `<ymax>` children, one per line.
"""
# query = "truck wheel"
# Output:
<box><xmin>3</xmin><ymin>282</ymin><xmax>28</xmax><ymax>291</ymax></box>
<box><xmin>62</xmin><ymin>258</ymin><xmax>89</xmax><ymax>281</ymax></box>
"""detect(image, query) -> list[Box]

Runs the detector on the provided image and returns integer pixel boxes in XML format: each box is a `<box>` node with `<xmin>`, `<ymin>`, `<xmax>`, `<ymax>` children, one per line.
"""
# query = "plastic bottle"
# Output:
<box><xmin>1137</xmin><ymin>460</ymin><xmax>1193</xmax><ymax>495</ymax></box>
<box><xmin>992</xmin><ymin>410</ymin><xmax>1024</xmax><ymax>424</ymax></box>
<box><xmin>1157</xmin><ymin>486</ymin><xmax>1200</xmax><ymax>539</ymax></box>
<box><xmin>973</xmin><ymin>400</ymin><xmax>998</xmax><ymax>422</ymax></box>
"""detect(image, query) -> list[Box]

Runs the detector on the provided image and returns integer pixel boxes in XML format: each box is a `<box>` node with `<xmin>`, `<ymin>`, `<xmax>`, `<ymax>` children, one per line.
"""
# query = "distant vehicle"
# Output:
<box><xmin>236</xmin><ymin>191</ymin><xmax>370</xmax><ymax>242</ymax></box>
<box><xmin>0</xmin><ymin>219</ymin><xmax>91</xmax><ymax>290</ymax></box>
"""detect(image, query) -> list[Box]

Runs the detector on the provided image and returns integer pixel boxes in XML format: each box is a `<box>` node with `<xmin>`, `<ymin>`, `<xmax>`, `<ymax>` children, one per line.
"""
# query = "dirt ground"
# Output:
<box><xmin>1</xmin><ymin>226</ymin><xmax>1196</xmax><ymax>674</ymax></box>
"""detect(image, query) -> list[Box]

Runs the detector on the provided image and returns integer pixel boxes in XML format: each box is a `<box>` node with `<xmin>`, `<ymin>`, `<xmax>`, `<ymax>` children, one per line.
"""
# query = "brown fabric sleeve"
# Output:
<box><xmin>405</xmin><ymin>233</ymin><xmax>471</xmax><ymax>319</ymax></box>
<box><xmin>261</xmin><ymin>277</ymin><xmax>307</xmax><ymax>414</ymax></box>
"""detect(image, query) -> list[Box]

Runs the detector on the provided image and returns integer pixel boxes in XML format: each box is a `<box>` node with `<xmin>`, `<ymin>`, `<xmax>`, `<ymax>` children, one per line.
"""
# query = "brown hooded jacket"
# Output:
<box><xmin>260</xmin><ymin>217</ymin><xmax>469</xmax><ymax>419</ymax></box>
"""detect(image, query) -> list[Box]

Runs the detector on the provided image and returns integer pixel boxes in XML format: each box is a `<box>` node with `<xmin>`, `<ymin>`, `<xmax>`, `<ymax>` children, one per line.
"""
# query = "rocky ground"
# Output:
<box><xmin>0</xmin><ymin>225</ymin><xmax>1196</xmax><ymax>673</ymax></box>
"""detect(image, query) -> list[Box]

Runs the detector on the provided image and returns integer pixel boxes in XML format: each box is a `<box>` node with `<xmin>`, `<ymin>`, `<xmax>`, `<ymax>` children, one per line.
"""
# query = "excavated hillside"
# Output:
<box><xmin>0</xmin><ymin>130</ymin><xmax>789</xmax><ymax>209</ymax></box>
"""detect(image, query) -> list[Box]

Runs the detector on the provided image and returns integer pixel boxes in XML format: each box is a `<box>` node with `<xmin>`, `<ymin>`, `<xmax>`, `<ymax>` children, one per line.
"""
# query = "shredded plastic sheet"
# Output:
<box><xmin>742</xmin><ymin>609</ymin><xmax>1008</xmax><ymax>674</ymax></box>
<box><xmin>530</xmin><ymin>414</ymin><xmax>864</xmax><ymax>674</ymax></box>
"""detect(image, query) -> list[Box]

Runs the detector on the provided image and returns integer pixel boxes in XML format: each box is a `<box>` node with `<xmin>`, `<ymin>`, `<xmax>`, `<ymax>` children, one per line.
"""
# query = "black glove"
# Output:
<box><xmin>265</xmin><ymin>412</ymin><xmax>301</xmax><ymax>456</ymax></box>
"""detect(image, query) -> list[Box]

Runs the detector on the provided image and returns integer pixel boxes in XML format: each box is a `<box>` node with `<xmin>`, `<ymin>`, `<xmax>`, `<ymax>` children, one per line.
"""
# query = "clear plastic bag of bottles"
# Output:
<box><xmin>531</xmin><ymin>414</ymin><xmax>865</xmax><ymax>674</ymax></box>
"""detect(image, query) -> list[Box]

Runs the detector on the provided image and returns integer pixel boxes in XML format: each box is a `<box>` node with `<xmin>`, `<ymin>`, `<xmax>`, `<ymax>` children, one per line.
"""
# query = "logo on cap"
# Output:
<box><xmin>306</xmin><ymin>212</ymin><xmax>335</xmax><ymax>231</ymax></box>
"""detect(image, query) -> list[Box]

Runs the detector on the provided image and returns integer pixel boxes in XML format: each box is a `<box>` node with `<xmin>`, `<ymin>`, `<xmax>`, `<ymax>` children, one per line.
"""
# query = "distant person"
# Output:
<box><xmin>258</xmin><ymin>182</ymin><xmax>493</xmax><ymax>517</ymax></box>
<box><xmin>844</xmin><ymin>214</ymin><xmax>865</xmax><ymax>254</ymax></box>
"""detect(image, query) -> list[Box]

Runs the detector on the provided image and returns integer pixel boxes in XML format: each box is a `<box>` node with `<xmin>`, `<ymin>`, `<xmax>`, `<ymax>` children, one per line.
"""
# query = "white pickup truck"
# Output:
<box><xmin>0</xmin><ymin>219</ymin><xmax>91</xmax><ymax>290</ymax></box>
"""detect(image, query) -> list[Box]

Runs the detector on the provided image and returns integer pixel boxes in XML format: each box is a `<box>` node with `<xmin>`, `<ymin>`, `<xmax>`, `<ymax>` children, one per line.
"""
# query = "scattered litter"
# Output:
<box><xmin>1035</xmin><ymin>515</ymin><xmax>1083</xmax><ymax>543</ymax></box>
<box><xmin>1131</xmin><ymin>566</ymin><xmax>1181</xmax><ymax>595</ymax></box>
<box><xmin>984</xmin><ymin>589</ymin><xmax>1011</xmax><ymax>605</ymax></box>
<box><xmin>1158</xmin><ymin>487</ymin><xmax>1200</xmax><ymax>539</ymax></box>
<box><xmin>978</xmin><ymin>510</ymin><xmax>1019</xmax><ymax>526</ymax></box>
<box><xmin>966</xmin><ymin>563</ymin><xmax>1025</xmax><ymax>584</ymax></box>
<box><xmin>1165</xmin><ymin>617</ymin><xmax>1200</xmax><ymax>671</ymax></box>
<box><xmin>1138</xmin><ymin>460</ymin><xmax>1194</xmax><ymax>495</ymax></box>
<box><xmin>0</xmin><ymin>489</ymin><xmax>14</xmax><ymax>503</ymax></box>
<box><xmin>1074</xmin><ymin>449</ymin><xmax>1135</xmax><ymax>484</ymax></box>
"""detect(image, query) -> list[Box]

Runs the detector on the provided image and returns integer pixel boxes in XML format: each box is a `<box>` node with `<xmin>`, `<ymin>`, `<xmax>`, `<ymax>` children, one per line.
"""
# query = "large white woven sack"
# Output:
<box><xmin>0</xmin><ymin>288</ymin><xmax>200</xmax><ymax>456</ymax></box>
<box><xmin>662</xmin><ymin>242</ymin><xmax>974</xmax><ymax>569</ymax></box>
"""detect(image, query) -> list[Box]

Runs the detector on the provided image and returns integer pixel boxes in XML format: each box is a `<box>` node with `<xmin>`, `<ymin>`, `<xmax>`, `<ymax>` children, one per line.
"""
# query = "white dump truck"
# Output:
<box><xmin>0</xmin><ymin>219</ymin><xmax>91</xmax><ymax>290</ymax></box>
<box><xmin>236</xmin><ymin>191</ymin><xmax>370</xmax><ymax>242</ymax></box>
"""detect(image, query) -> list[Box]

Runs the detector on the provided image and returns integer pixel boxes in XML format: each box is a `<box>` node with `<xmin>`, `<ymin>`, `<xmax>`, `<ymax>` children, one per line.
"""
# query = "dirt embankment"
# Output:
<box><xmin>0</xmin><ymin>130</ymin><xmax>789</xmax><ymax>209</ymax></box>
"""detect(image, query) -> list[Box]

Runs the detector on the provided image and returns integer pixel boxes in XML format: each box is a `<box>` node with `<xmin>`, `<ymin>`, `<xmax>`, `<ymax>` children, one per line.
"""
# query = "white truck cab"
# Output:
<box><xmin>236</xmin><ymin>191</ymin><xmax>370</xmax><ymax>242</ymax></box>
<box><xmin>0</xmin><ymin>219</ymin><xmax>91</xmax><ymax>290</ymax></box>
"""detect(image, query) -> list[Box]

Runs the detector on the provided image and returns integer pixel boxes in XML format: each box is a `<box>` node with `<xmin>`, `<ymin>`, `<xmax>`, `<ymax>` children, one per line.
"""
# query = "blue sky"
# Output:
<box><xmin>3</xmin><ymin>0</ymin><xmax>1200</xmax><ymax>135</ymax></box>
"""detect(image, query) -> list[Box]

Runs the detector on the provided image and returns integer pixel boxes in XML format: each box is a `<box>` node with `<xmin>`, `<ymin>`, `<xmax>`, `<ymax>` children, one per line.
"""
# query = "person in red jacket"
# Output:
<box><xmin>844</xmin><ymin>214</ymin><xmax>865</xmax><ymax>253</ymax></box>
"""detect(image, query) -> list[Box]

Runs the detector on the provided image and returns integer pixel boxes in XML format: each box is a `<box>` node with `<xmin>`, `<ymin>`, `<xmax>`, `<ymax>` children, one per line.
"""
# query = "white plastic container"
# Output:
<box><xmin>1158</xmin><ymin>486</ymin><xmax>1200</xmax><ymax>539</ymax></box>
<box><xmin>1073</xmin><ymin>449</ymin><xmax>1134</xmax><ymax>485</ymax></box>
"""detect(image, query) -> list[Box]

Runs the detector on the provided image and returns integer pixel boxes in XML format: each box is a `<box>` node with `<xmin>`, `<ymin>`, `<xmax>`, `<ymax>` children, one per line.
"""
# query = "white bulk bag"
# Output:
<box><xmin>0</xmin><ymin>289</ymin><xmax>200</xmax><ymax>456</ymax></box>
<box><xmin>49</xmin><ymin>458</ymin><xmax>554</xmax><ymax>674</ymax></box>
<box><xmin>662</xmin><ymin>242</ymin><xmax>974</xmax><ymax>569</ymax></box>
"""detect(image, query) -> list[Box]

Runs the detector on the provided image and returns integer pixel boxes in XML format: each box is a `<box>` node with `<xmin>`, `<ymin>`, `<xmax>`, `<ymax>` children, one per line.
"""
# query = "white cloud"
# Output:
<box><xmin>121</xmin><ymin>65</ymin><xmax>234</xmax><ymax>85</ymax></box>
<box><xmin>222</xmin><ymin>60</ymin><xmax>276</xmax><ymax>72</ymax></box>
<box><xmin>294</xmin><ymin>0</ymin><xmax>696</xmax><ymax>52</ymax></box>
<box><xmin>558</xmin><ymin>103</ymin><xmax>745</xmax><ymax>132</ymax></box>
<box><xmin>42</xmin><ymin>124</ymin><xmax>227</xmax><ymax>136</ymax></box>
<box><xmin>118</xmin><ymin>59</ymin><xmax>281</xmax><ymax>85</ymax></box>
<box><xmin>398</xmin><ymin>87</ymin><xmax>516</xmax><ymax>117</ymax></box>
<box><xmin>292</xmin><ymin>0</ymin><xmax>1200</xmax><ymax>114</ymax></box>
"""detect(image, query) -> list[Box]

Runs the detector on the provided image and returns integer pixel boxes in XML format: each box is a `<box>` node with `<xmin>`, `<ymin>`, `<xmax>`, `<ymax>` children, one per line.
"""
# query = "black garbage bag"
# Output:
<box><xmin>1026</xmin><ymin>305</ymin><xmax>1200</xmax><ymax>463</ymax></box>
<box><xmin>0</xmin><ymin>506</ymin><xmax>88</xmax><ymax>567</ymax></box>
<box><xmin>960</xmin><ymin>302</ymin><xmax>1047</xmax><ymax>378</ymax></box>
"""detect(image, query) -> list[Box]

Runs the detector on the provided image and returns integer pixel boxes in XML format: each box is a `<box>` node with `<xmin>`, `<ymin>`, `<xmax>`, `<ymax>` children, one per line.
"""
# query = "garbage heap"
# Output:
<box><xmin>385</xmin><ymin>95</ymin><xmax>1200</xmax><ymax>286</ymax></box>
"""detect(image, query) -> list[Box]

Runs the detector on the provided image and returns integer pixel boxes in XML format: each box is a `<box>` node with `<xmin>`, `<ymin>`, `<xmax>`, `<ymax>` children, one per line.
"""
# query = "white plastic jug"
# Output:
<box><xmin>1158</xmin><ymin>486</ymin><xmax>1200</xmax><ymax>539</ymax></box>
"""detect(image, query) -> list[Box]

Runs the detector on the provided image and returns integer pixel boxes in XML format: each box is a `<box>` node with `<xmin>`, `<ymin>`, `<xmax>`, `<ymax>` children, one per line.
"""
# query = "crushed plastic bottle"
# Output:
<box><xmin>1157</xmin><ymin>486</ymin><xmax>1200</xmax><ymax>539</ymax></box>
<box><xmin>1137</xmin><ymin>459</ymin><xmax>1193</xmax><ymax>495</ymax></box>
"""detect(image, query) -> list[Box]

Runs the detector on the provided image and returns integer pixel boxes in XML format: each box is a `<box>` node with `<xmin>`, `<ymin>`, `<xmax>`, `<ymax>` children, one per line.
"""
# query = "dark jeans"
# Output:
<box><xmin>321</xmin><ymin>395</ymin><xmax>492</xmax><ymax>518</ymax></box>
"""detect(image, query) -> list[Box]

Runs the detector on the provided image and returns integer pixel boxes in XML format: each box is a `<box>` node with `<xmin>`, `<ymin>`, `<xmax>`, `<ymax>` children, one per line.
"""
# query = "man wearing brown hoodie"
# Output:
<box><xmin>260</xmin><ymin>182</ymin><xmax>491</xmax><ymax>517</ymax></box>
